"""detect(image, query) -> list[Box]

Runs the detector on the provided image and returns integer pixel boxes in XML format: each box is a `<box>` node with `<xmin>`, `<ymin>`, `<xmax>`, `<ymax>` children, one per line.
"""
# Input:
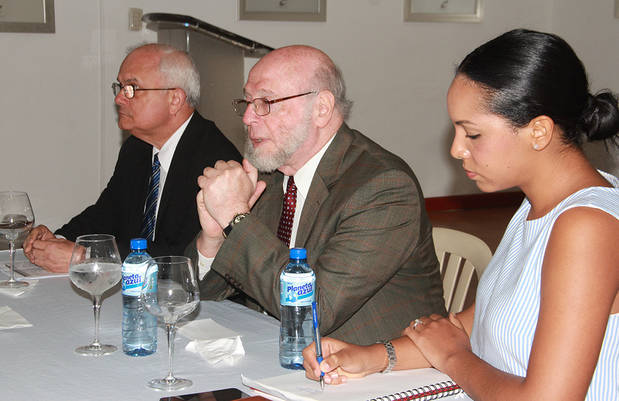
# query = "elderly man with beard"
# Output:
<box><xmin>188</xmin><ymin>45</ymin><xmax>445</xmax><ymax>345</ymax></box>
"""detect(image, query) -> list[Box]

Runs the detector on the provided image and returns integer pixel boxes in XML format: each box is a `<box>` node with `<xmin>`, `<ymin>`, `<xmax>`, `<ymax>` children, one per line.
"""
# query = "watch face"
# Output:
<box><xmin>232</xmin><ymin>213</ymin><xmax>250</xmax><ymax>225</ymax></box>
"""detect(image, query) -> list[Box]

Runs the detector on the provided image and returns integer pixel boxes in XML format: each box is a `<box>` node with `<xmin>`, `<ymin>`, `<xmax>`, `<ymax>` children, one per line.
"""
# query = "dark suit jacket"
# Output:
<box><xmin>192</xmin><ymin>124</ymin><xmax>445</xmax><ymax>345</ymax></box>
<box><xmin>57</xmin><ymin>112</ymin><xmax>241</xmax><ymax>258</ymax></box>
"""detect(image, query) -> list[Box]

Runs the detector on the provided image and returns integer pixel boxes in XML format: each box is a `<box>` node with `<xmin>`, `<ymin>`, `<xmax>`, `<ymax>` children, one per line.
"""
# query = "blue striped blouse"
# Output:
<box><xmin>470</xmin><ymin>171</ymin><xmax>619</xmax><ymax>401</ymax></box>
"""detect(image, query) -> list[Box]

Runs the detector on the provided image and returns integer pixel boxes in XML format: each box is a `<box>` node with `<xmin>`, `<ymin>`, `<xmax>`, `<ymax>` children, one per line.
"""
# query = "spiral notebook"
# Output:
<box><xmin>241</xmin><ymin>368</ymin><xmax>469</xmax><ymax>401</ymax></box>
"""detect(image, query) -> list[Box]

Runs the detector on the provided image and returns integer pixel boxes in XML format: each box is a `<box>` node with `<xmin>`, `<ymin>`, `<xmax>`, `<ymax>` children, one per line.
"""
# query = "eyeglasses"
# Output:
<box><xmin>112</xmin><ymin>82</ymin><xmax>177</xmax><ymax>99</ymax></box>
<box><xmin>232</xmin><ymin>91</ymin><xmax>317</xmax><ymax>117</ymax></box>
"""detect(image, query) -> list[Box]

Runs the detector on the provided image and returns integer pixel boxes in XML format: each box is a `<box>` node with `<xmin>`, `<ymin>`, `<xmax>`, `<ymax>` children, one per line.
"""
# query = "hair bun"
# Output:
<box><xmin>581</xmin><ymin>91</ymin><xmax>619</xmax><ymax>143</ymax></box>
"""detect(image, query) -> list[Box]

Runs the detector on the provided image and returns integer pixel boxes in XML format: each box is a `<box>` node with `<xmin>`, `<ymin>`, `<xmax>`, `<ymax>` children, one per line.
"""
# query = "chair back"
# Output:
<box><xmin>432</xmin><ymin>227</ymin><xmax>493</xmax><ymax>313</ymax></box>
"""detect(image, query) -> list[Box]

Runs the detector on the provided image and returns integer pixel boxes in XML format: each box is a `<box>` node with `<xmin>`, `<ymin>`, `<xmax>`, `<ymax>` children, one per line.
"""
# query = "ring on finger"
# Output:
<box><xmin>413</xmin><ymin>318</ymin><xmax>424</xmax><ymax>329</ymax></box>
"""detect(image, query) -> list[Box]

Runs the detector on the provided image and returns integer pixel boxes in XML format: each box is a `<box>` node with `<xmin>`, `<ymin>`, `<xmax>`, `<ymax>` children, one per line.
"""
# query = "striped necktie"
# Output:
<box><xmin>276</xmin><ymin>176</ymin><xmax>297</xmax><ymax>247</ymax></box>
<box><xmin>140</xmin><ymin>153</ymin><xmax>160</xmax><ymax>242</ymax></box>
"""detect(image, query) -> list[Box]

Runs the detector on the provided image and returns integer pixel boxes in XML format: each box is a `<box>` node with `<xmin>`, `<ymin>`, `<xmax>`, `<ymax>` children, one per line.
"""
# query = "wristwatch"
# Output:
<box><xmin>379</xmin><ymin>340</ymin><xmax>397</xmax><ymax>374</ymax></box>
<box><xmin>222</xmin><ymin>212</ymin><xmax>250</xmax><ymax>239</ymax></box>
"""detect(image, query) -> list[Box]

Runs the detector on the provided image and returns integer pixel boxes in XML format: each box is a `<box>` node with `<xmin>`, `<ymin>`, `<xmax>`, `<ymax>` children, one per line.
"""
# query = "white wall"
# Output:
<box><xmin>551</xmin><ymin>0</ymin><xmax>619</xmax><ymax>176</ymax></box>
<box><xmin>0</xmin><ymin>1</ymin><xmax>103</xmax><ymax>230</ymax></box>
<box><xmin>1</xmin><ymin>0</ymin><xmax>617</xmax><ymax>230</ymax></box>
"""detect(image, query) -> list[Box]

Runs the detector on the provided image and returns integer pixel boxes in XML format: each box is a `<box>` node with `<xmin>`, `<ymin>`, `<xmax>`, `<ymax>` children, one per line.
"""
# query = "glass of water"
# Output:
<box><xmin>141</xmin><ymin>256</ymin><xmax>200</xmax><ymax>391</ymax></box>
<box><xmin>69</xmin><ymin>234</ymin><xmax>122</xmax><ymax>356</ymax></box>
<box><xmin>0</xmin><ymin>191</ymin><xmax>34</xmax><ymax>288</ymax></box>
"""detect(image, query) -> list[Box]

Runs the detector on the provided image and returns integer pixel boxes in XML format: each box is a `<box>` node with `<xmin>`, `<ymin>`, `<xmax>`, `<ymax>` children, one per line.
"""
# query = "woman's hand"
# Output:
<box><xmin>302</xmin><ymin>338</ymin><xmax>387</xmax><ymax>385</ymax></box>
<box><xmin>403</xmin><ymin>313</ymin><xmax>471</xmax><ymax>373</ymax></box>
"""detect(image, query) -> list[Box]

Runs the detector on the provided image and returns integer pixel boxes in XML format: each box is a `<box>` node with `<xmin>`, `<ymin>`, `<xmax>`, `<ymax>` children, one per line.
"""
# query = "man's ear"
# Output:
<box><xmin>528</xmin><ymin>115</ymin><xmax>554</xmax><ymax>151</ymax></box>
<box><xmin>169</xmin><ymin>89</ymin><xmax>187</xmax><ymax>115</ymax></box>
<box><xmin>314</xmin><ymin>90</ymin><xmax>335</xmax><ymax>128</ymax></box>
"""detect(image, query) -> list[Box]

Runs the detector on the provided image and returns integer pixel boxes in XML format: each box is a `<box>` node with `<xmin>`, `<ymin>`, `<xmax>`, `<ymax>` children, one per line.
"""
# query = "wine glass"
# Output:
<box><xmin>0</xmin><ymin>191</ymin><xmax>35</xmax><ymax>288</ymax></box>
<box><xmin>141</xmin><ymin>256</ymin><xmax>200</xmax><ymax>391</ymax></box>
<box><xmin>68</xmin><ymin>234</ymin><xmax>122</xmax><ymax>356</ymax></box>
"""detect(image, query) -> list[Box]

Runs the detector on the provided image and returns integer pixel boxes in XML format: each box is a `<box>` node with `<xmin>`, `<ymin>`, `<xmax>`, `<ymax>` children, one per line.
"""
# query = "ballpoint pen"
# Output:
<box><xmin>311</xmin><ymin>301</ymin><xmax>325</xmax><ymax>390</ymax></box>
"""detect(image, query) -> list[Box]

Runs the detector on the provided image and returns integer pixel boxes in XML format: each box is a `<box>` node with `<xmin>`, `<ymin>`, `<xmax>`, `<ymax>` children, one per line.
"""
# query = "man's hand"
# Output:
<box><xmin>243</xmin><ymin>159</ymin><xmax>267</xmax><ymax>208</ymax></box>
<box><xmin>27</xmin><ymin>238</ymin><xmax>75</xmax><ymax>273</ymax></box>
<box><xmin>195</xmin><ymin>159</ymin><xmax>266</xmax><ymax>257</ymax></box>
<box><xmin>197</xmin><ymin>159</ymin><xmax>266</xmax><ymax>228</ymax></box>
<box><xmin>23</xmin><ymin>225</ymin><xmax>55</xmax><ymax>258</ymax></box>
<box><xmin>195</xmin><ymin>189</ymin><xmax>226</xmax><ymax>257</ymax></box>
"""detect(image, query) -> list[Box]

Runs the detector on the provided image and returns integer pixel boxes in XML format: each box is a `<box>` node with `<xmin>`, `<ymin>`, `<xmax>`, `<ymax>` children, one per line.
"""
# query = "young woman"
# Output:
<box><xmin>303</xmin><ymin>29</ymin><xmax>618</xmax><ymax>401</ymax></box>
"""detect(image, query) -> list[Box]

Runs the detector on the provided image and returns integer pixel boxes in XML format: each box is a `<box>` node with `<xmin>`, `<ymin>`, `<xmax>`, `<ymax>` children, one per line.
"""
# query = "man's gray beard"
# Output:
<box><xmin>244</xmin><ymin>139</ymin><xmax>289</xmax><ymax>173</ymax></box>
<box><xmin>243</xmin><ymin>112</ymin><xmax>312</xmax><ymax>173</ymax></box>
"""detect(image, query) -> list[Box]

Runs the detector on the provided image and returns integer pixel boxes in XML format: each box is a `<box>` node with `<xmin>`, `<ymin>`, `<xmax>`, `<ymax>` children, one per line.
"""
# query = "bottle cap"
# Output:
<box><xmin>130</xmin><ymin>238</ymin><xmax>147</xmax><ymax>251</ymax></box>
<box><xmin>289</xmin><ymin>247</ymin><xmax>307</xmax><ymax>259</ymax></box>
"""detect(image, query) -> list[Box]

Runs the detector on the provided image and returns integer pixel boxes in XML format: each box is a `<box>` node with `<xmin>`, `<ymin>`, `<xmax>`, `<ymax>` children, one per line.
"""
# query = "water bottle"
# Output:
<box><xmin>122</xmin><ymin>238</ymin><xmax>157</xmax><ymax>356</ymax></box>
<box><xmin>279</xmin><ymin>247</ymin><xmax>316</xmax><ymax>369</ymax></box>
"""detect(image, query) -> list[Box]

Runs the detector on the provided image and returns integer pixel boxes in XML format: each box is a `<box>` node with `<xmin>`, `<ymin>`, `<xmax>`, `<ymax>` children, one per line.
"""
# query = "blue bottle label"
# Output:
<box><xmin>280</xmin><ymin>271</ymin><xmax>315</xmax><ymax>306</ymax></box>
<box><xmin>122</xmin><ymin>261</ymin><xmax>157</xmax><ymax>296</ymax></box>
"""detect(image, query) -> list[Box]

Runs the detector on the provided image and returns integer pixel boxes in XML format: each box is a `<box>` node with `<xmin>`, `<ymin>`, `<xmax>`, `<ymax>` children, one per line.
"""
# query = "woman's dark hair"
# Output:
<box><xmin>457</xmin><ymin>29</ymin><xmax>619</xmax><ymax>146</ymax></box>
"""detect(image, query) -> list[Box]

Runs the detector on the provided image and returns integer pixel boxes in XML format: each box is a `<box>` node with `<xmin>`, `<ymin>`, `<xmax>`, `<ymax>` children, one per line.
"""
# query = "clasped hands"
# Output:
<box><xmin>23</xmin><ymin>225</ymin><xmax>74</xmax><ymax>272</ymax></box>
<box><xmin>195</xmin><ymin>159</ymin><xmax>266</xmax><ymax>256</ymax></box>
<box><xmin>303</xmin><ymin>313</ymin><xmax>470</xmax><ymax>385</ymax></box>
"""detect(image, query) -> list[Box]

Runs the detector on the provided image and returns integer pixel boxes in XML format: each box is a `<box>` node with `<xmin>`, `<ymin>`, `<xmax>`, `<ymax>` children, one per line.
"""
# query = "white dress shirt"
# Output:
<box><xmin>197</xmin><ymin>135</ymin><xmax>336</xmax><ymax>280</ymax></box>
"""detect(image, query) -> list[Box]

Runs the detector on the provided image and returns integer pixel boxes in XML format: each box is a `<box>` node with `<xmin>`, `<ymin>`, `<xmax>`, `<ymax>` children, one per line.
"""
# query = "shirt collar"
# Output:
<box><xmin>285</xmin><ymin>134</ymin><xmax>336</xmax><ymax>199</ymax></box>
<box><xmin>152</xmin><ymin>112</ymin><xmax>194</xmax><ymax>172</ymax></box>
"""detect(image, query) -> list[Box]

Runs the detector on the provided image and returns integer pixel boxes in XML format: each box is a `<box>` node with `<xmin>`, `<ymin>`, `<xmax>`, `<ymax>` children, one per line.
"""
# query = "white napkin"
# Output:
<box><xmin>178</xmin><ymin>318</ymin><xmax>245</xmax><ymax>366</ymax></box>
<box><xmin>0</xmin><ymin>305</ymin><xmax>33</xmax><ymax>330</ymax></box>
<box><xmin>0</xmin><ymin>279</ymin><xmax>37</xmax><ymax>297</ymax></box>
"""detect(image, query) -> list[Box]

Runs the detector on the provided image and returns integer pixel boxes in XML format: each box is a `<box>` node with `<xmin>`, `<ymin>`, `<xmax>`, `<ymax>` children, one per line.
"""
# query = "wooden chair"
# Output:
<box><xmin>432</xmin><ymin>227</ymin><xmax>493</xmax><ymax>313</ymax></box>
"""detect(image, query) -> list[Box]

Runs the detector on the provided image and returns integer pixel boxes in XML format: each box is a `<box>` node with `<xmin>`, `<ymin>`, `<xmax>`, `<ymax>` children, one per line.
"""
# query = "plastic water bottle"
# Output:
<box><xmin>279</xmin><ymin>247</ymin><xmax>316</xmax><ymax>369</ymax></box>
<box><xmin>122</xmin><ymin>238</ymin><xmax>157</xmax><ymax>356</ymax></box>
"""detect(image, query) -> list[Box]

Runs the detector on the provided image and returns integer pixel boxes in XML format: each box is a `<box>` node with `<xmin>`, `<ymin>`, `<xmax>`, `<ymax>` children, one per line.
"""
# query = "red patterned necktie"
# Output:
<box><xmin>277</xmin><ymin>176</ymin><xmax>297</xmax><ymax>247</ymax></box>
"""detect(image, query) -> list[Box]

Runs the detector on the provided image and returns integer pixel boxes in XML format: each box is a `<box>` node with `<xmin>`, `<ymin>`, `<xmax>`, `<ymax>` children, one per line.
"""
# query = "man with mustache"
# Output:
<box><xmin>190</xmin><ymin>45</ymin><xmax>444</xmax><ymax>345</ymax></box>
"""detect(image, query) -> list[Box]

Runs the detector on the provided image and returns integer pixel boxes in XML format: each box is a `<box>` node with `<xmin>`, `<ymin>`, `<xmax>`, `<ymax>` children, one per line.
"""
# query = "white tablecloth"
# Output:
<box><xmin>0</xmin><ymin>251</ymin><xmax>287</xmax><ymax>401</ymax></box>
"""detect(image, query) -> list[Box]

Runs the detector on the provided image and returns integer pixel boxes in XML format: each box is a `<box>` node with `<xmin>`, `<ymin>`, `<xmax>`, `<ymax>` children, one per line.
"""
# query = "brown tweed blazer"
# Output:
<box><xmin>189</xmin><ymin>123</ymin><xmax>445</xmax><ymax>345</ymax></box>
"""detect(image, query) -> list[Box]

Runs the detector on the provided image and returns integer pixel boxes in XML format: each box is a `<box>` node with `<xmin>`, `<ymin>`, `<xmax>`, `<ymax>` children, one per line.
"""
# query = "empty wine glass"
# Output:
<box><xmin>0</xmin><ymin>191</ymin><xmax>35</xmax><ymax>288</ymax></box>
<box><xmin>141</xmin><ymin>256</ymin><xmax>200</xmax><ymax>391</ymax></box>
<box><xmin>68</xmin><ymin>234</ymin><xmax>122</xmax><ymax>356</ymax></box>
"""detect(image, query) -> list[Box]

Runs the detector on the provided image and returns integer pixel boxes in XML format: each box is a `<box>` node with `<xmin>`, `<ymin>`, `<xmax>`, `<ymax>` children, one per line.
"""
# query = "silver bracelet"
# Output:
<box><xmin>379</xmin><ymin>340</ymin><xmax>396</xmax><ymax>374</ymax></box>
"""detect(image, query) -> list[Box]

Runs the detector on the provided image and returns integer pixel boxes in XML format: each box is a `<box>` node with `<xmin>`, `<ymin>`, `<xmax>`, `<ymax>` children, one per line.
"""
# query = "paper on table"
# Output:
<box><xmin>241</xmin><ymin>369</ymin><xmax>471</xmax><ymax>401</ymax></box>
<box><xmin>0</xmin><ymin>305</ymin><xmax>33</xmax><ymax>330</ymax></box>
<box><xmin>0</xmin><ymin>279</ymin><xmax>37</xmax><ymax>297</ymax></box>
<box><xmin>178</xmin><ymin>318</ymin><xmax>245</xmax><ymax>366</ymax></box>
<box><xmin>0</xmin><ymin>261</ymin><xmax>68</xmax><ymax>279</ymax></box>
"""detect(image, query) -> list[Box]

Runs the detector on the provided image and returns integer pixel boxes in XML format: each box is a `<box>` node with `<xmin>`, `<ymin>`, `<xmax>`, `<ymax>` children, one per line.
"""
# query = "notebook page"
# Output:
<box><xmin>242</xmin><ymin>368</ymin><xmax>470</xmax><ymax>401</ymax></box>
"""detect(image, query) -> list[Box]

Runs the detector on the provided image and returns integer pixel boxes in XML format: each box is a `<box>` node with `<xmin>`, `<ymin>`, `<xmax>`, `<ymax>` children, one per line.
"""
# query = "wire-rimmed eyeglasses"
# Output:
<box><xmin>232</xmin><ymin>91</ymin><xmax>317</xmax><ymax>117</ymax></box>
<box><xmin>112</xmin><ymin>82</ymin><xmax>177</xmax><ymax>99</ymax></box>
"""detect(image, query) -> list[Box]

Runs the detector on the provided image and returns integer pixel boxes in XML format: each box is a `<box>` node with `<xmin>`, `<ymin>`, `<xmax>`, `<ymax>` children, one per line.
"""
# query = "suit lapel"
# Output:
<box><xmin>295</xmin><ymin>125</ymin><xmax>354</xmax><ymax>246</ymax></box>
<box><xmin>130</xmin><ymin>138</ymin><xmax>153</xmax><ymax>236</ymax></box>
<box><xmin>156</xmin><ymin>114</ymin><xmax>198</xmax><ymax>229</ymax></box>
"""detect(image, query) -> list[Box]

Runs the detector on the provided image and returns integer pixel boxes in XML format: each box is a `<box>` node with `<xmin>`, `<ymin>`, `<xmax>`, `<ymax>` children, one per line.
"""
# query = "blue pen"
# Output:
<box><xmin>311</xmin><ymin>301</ymin><xmax>325</xmax><ymax>390</ymax></box>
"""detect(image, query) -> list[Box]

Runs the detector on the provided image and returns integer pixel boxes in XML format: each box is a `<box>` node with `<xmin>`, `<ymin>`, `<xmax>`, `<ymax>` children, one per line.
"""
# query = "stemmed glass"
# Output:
<box><xmin>68</xmin><ymin>234</ymin><xmax>122</xmax><ymax>356</ymax></box>
<box><xmin>0</xmin><ymin>191</ymin><xmax>35</xmax><ymax>288</ymax></box>
<box><xmin>141</xmin><ymin>256</ymin><xmax>200</xmax><ymax>391</ymax></box>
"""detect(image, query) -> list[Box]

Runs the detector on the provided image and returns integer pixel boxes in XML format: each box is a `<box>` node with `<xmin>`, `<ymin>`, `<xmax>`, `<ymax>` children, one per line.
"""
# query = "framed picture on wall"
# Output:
<box><xmin>404</xmin><ymin>0</ymin><xmax>482</xmax><ymax>23</ymax></box>
<box><xmin>0</xmin><ymin>0</ymin><xmax>55</xmax><ymax>33</ymax></box>
<box><xmin>239</xmin><ymin>0</ymin><xmax>326</xmax><ymax>22</ymax></box>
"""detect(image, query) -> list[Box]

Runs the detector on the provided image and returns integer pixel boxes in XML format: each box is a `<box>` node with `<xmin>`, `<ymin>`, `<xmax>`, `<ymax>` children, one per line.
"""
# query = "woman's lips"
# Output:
<box><xmin>464</xmin><ymin>169</ymin><xmax>477</xmax><ymax>179</ymax></box>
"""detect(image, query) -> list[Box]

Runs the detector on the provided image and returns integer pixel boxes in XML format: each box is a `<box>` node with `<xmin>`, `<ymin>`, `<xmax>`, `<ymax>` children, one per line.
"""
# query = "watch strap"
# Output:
<box><xmin>222</xmin><ymin>212</ymin><xmax>250</xmax><ymax>239</ymax></box>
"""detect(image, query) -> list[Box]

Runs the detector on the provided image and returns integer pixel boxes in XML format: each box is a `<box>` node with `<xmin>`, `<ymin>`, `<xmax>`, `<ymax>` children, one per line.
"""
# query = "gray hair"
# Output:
<box><xmin>313</xmin><ymin>63</ymin><xmax>353</xmax><ymax>120</ymax></box>
<box><xmin>127</xmin><ymin>43</ymin><xmax>201</xmax><ymax>108</ymax></box>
